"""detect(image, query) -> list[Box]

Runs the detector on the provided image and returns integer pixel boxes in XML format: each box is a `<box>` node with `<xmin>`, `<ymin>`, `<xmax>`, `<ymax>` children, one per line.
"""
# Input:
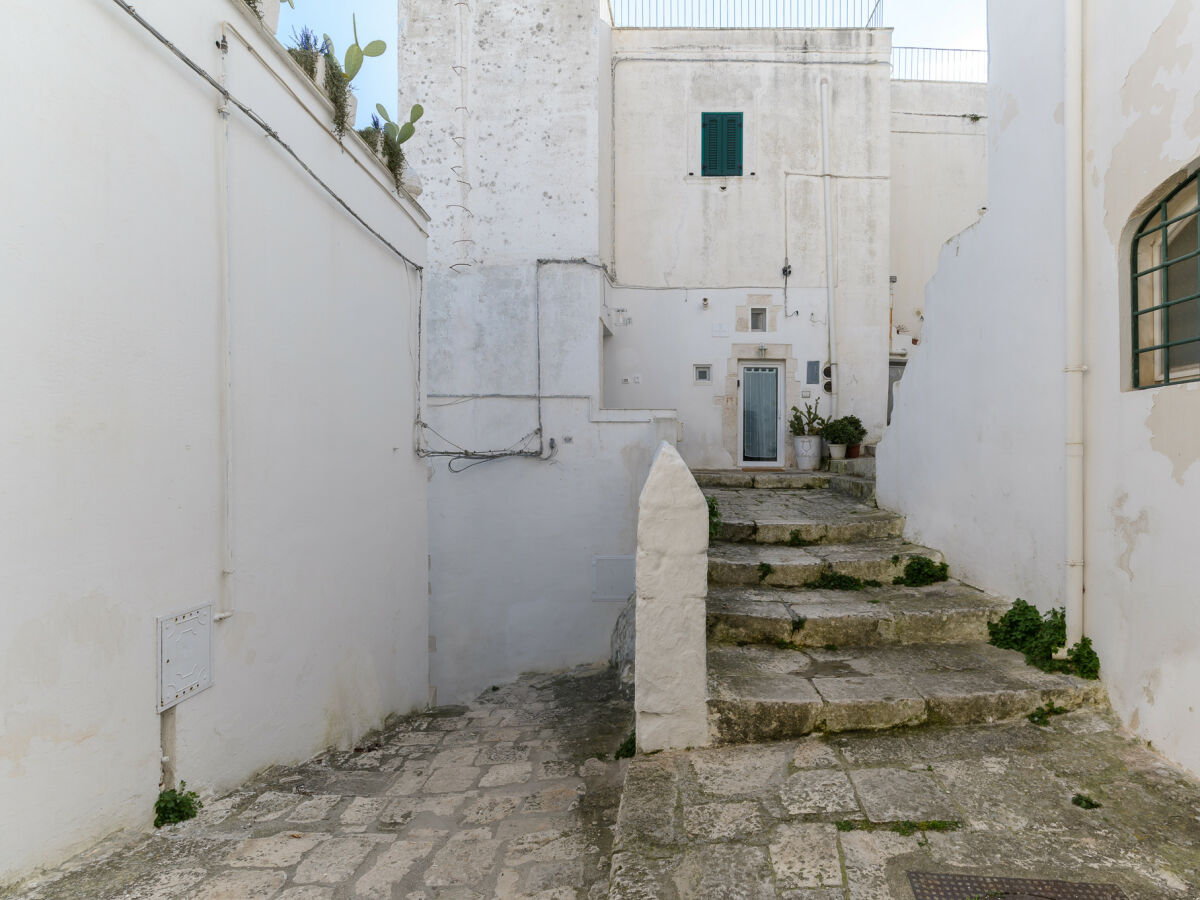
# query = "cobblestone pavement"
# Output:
<box><xmin>610</xmin><ymin>708</ymin><xmax>1200</xmax><ymax>899</ymax></box>
<box><xmin>6</xmin><ymin>666</ymin><xmax>631</xmax><ymax>900</ymax></box>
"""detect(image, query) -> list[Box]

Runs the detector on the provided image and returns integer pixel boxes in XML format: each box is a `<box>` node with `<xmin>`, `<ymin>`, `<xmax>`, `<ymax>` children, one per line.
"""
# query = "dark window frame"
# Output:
<box><xmin>1131</xmin><ymin>170</ymin><xmax>1200</xmax><ymax>388</ymax></box>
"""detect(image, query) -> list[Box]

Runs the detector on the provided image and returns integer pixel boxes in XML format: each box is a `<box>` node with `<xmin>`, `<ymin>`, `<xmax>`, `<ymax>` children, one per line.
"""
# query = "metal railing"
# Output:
<box><xmin>608</xmin><ymin>0</ymin><xmax>885</xmax><ymax>28</ymax></box>
<box><xmin>891</xmin><ymin>47</ymin><xmax>987</xmax><ymax>82</ymax></box>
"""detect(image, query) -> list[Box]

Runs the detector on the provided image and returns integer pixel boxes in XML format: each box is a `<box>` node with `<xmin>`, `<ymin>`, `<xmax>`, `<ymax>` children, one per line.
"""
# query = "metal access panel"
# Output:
<box><xmin>157</xmin><ymin>605</ymin><xmax>214</xmax><ymax>712</ymax></box>
<box><xmin>908</xmin><ymin>872</ymin><xmax>1127</xmax><ymax>899</ymax></box>
<box><xmin>592</xmin><ymin>555</ymin><xmax>635</xmax><ymax>602</ymax></box>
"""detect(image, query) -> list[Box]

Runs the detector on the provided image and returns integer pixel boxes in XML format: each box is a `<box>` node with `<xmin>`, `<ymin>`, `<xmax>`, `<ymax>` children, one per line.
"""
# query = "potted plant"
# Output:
<box><xmin>788</xmin><ymin>400</ymin><xmax>826</xmax><ymax>472</ymax></box>
<box><xmin>822</xmin><ymin>416</ymin><xmax>861</xmax><ymax>460</ymax></box>
<box><xmin>840</xmin><ymin>415</ymin><xmax>868</xmax><ymax>458</ymax></box>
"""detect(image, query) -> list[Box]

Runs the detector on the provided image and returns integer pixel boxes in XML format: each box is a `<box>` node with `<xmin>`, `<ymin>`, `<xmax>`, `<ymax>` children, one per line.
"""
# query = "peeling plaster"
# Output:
<box><xmin>1145</xmin><ymin>383</ymin><xmax>1200</xmax><ymax>483</ymax></box>
<box><xmin>1104</xmin><ymin>0</ymin><xmax>1196</xmax><ymax>246</ymax></box>
<box><xmin>1110</xmin><ymin>491</ymin><xmax>1149</xmax><ymax>580</ymax></box>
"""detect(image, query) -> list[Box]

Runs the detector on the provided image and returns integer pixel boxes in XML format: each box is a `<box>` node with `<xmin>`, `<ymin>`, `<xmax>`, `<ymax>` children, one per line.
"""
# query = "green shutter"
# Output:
<box><xmin>701</xmin><ymin>112</ymin><xmax>743</xmax><ymax>177</ymax></box>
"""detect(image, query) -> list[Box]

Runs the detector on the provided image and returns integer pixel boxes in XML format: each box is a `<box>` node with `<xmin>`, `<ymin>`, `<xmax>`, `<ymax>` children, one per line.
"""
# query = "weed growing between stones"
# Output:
<box><xmin>707</xmin><ymin>496</ymin><xmax>721</xmax><ymax>540</ymax></box>
<box><xmin>154</xmin><ymin>782</ymin><xmax>202</xmax><ymax>827</ymax></box>
<box><xmin>791</xmin><ymin>616</ymin><xmax>807</xmax><ymax>631</ymax></box>
<box><xmin>757</xmin><ymin>562</ymin><xmax>774</xmax><ymax>582</ymax></box>
<box><xmin>788</xmin><ymin>529</ymin><xmax>816</xmax><ymax>547</ymax></box>
<box><xmin>988</xmin><ymin>599</ymin><xmax>1101</xmax><ymax>679</ymax></box>
<box><xmin>614</xmin><ymin>731</ymin><xmax>636</xmax><ymax>759</ymax></box>
<box><xmin>1027</xmin><ymin>701</ymin><xmax>1068</xmax><ymax>726</ymax></box>
<box><xmin>823</xmin><ymin>643</ymin><xmax>839</xmax><ymax>651</ymax></box>
<box><xmin>1072</xmin><ymin>793</ymin><xmax>1102</xmax><ymax>809</ymax></box>
<box><xmin>892</xmin><ymin>555</ymin><xmax>949</xmax><ymax>586</ymax></box>
<box><xmin>804</xmin><ymin>570</ymin><xmax>882</xmax><ymax>591</ymax></box>
<box><xmin>835</xmin><ymin>819</ymin><xmax>960</xmax><ymax>836</ymax></box>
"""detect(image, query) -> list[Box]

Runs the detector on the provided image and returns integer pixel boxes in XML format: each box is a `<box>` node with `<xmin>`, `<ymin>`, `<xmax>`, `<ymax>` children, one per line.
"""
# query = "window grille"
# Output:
<box><xmin>1132</xmin><ymin>171</ymin><xmax>1200</xmax><ymax>388</ymax></box>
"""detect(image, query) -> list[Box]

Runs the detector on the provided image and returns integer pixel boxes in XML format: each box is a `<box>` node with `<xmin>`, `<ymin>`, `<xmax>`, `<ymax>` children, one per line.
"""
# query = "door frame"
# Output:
<box><xmin>737</xmin><ymin>360</ymin><xmax>786</xmax><ymax>469</ymax></box>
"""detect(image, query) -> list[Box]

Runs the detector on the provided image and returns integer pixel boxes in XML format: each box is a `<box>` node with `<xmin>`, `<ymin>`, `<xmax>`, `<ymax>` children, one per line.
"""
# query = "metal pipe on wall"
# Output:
<box><xmin>1064</xmin><ymin>0</ymin><xmax>1086</xmax><ymax>647</ymax></box>
<box><xmin>820</xmin><ymin>77</ymin><xmax>839</xmax><ymax>418</ymax></box>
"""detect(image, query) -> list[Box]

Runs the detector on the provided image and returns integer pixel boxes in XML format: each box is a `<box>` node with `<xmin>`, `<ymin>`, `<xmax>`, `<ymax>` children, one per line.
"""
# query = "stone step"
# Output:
<box><xmin>706</xmin><ymin>641</ymin><xmax>1106</xmax><ymax>744</ymax></box>
<box><xmin>708</xmin><ymin>538</ymin><xmax>942</xmax><ymax>588</ymax></box>
<box><xmin>827</xmin><ymin>473</ymin><xmax>876</xmax><ymax>504</ymax></box>
<box><xmin>828</xmin><ymin>457</ymin><xmax>876</xmax><ymax>478</ymax></box>
<box><xmin>708</xmin><ymin>581</ymin><xmax>1010</xmax><ymax>649</ymax></box>
<box><xmin>692</xmin><ymin>470</ymin><xmax>830</xmax><ymax>490</ymax></box>
<box><xmin>704</xmin><ymin>486</ymin><xmax>901</xmax><ymax>544</ymax></box>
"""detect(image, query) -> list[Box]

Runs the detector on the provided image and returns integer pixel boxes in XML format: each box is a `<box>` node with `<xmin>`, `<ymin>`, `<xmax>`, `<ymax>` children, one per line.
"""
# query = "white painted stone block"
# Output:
<box><xmin>634</xmin><ymin>442</ymin><xmax>709</xmax><ymax>751</ymax></box>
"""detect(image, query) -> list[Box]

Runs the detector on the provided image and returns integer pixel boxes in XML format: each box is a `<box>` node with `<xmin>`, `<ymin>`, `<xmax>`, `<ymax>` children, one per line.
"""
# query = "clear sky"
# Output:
<box><xmin>275</xmin><ymin>1</ymin><xmax>987</xmax><ymax>129</ymax></box>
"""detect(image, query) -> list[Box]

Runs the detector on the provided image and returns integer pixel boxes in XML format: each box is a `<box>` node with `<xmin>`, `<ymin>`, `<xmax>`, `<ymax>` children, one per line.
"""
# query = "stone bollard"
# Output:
<box><xmin>634</xmin><ymin>441</ymin><xmax>710</xmax><ymax>751</ymax></box>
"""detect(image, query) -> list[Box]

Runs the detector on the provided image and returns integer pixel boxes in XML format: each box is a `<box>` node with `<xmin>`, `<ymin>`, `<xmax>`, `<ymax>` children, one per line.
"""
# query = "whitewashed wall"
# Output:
<box><xmin>889</xmin><ymin>80</ymin><xmax>988</xmax><ymax>350</ymax></box>
<box><xmin>605</xmin><ymin>29</ymin><xmax>892</xmax><ymax>446</ymax></box>
<box><xmin>399</xmin><ymin>1</ymin><xmax>675</xmax><ymax>705</ymax></box>
<box><xmin>880</xmin><ymin>0</ymin><xmax>1200</xmax><ymax>775</ymax></box>
<box><xmin>0</xmin><ymin>0</ymin><xmax>429</xmax><ymax>883</ymax></box>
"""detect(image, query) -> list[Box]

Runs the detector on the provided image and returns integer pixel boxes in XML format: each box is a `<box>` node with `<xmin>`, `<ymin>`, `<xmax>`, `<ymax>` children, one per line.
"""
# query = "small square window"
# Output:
<box><xmin>750</xmin><ymin>308</ymin><xmax>767</xmax><ymax>332</ymax></box>
<box><xmin>694</xmin><ymin>365</ymin><xmax>712</xmax><ymax>384</ymax></box>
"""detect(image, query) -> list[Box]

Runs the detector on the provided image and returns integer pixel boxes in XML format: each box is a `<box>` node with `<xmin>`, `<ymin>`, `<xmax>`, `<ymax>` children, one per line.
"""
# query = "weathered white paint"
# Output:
<box><xmin>0</xmin><ymin>0</ymin><xmax>429</xmax><ymax>882</ymax></box>
<box><xmin>880</xmin><ymin>0</ymin><xmax>1200</xmax><ymax>775</ymax></box>
<box><xmin>889</xmin><ymin>80</ymin><xmax>988</xmax><ymax>350</ymax></box>
<box><xmin>399</xmin><ymin>0</ymin><xmax>677</xmax><ymax>705</ymax></box>
<box><xmin>634</xmin><ymin>443</ymin><xmax>710</xmax><ymax>751</ymax></box>
<box><xmin>606</xmin><ymin>28</ymin><xmax>894</xmax><ymax>446</ymax></box>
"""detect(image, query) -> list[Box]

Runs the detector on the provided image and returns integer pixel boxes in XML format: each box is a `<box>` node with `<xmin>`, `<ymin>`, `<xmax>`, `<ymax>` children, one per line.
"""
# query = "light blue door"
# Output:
<box><xmin>742</xmin><ymin>365</ymin><xmax>780</xmax><ymax>464</ymax></box>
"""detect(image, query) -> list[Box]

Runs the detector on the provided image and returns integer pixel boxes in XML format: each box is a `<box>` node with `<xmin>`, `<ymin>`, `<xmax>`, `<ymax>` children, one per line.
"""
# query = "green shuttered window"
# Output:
<box><xmin>701</xmin><ymin>112</ymin><xmax>743</xmax><ymax>177</ymax></box>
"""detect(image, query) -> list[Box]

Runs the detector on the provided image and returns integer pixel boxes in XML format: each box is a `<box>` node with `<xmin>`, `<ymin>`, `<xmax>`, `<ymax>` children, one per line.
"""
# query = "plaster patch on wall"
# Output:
<box><xmin>1104</xmin><ymin>0</ymin><xmax>1195</xmax><ymax>246</ymax></box>
<box><xmin>1110</xmin><ymin>491</ymin><xmax>1149</xmax><ymax>580</ymax></box>
<box><xmin>1145</xmin><ymin>383</ymin><xmax>1200</xmax><ymax>484</ymax></box>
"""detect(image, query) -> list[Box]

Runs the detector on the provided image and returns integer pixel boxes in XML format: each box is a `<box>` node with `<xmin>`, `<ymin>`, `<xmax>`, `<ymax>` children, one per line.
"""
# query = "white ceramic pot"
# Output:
<box><xmin>828</xmin><ymin>443</ymin><xmax>848</xmax><ymax>460</ymax></box>
<box><xmin>793</xmin><ymin>435</ymin><xmax>822</xmax><ymax>472</ymax></box>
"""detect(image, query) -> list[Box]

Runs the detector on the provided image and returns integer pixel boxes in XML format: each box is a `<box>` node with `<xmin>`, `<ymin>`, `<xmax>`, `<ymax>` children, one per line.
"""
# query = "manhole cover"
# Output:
<box><xmin>907</xmin><ymin>872</ymin><xmax>1128</xmax><ymax>900</ymax></box>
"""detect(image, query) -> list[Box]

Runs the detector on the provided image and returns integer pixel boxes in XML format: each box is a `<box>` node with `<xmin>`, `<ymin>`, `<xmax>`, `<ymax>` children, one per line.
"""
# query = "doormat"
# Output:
<box><xmin>907</xmin><ymin>872</ymin><xmax>1127</xmax><ymax>899</ymax></box>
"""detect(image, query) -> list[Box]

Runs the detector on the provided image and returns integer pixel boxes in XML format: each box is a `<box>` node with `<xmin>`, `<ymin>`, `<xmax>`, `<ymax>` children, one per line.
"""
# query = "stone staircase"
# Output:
<box><xmin>694</xmin><ymin>466</ymin><xmax>1106</xmax><ymax>745</ymax></box>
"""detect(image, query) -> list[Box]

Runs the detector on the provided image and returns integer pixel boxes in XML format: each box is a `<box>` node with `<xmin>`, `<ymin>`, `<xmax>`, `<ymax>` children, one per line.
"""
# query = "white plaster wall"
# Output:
<box><xmin>879</xmin><ymin>0</ymin><xmax>1200</xmax><ymax>776</ymax></box>
<box><xmin>877</xmin><ymin>0</ymin><xmax>1068</xmax><ymax>608</ymax></box>
<box><xmin>400</xmin><ymin>1</ymin><xmax>675</xmax><ymax>705</ymax></box>
<box><xmin>0</xmin><ymin>0</ymin><xmax>429</xmax><ymax>883</ymax></box>
<box><xmin>889</xmin><ymin>81</ymin><xmax>988</xmax><ymax>348</ymax></box>
<box><xmin>609</xmin><ymin>28</ymin><xmax>892</xmax><ymax>440</ymax></box>
<box><xmin>1078</xmin><ymin>0</ymin><xmax>1200</xmax><ymax>775</ymax></box>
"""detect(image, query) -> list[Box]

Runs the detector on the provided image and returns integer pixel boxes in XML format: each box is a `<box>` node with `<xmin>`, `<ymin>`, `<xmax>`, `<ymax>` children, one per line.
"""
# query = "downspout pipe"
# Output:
<box><xmin>820</xmin><ymin>78</ymin><xmax>839</xmax><ymax>418</ymax></box>
<box><xmin>1064</xmin><ymin>0</ymin><xmax>1086</xmax><ymax>647</ymax></box>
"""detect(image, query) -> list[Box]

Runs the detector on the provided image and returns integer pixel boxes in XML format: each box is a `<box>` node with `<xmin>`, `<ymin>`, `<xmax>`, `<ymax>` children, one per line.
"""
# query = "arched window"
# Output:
<box><xmin>1132</xmin><ymin>171</ymin><xmax>1200</xmax><ymax>387</ymax></box>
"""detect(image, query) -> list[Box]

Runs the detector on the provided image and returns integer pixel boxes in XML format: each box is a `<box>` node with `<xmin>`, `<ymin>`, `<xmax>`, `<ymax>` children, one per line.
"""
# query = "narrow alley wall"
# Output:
<box><xmin>879</xmin><ymin>0</ymin><xmax>1200</xmax><ymax>775</ymax></box>
<box><xmin>0</xmin><ymin>0</ymin><xmax>430</xmax><ymax>883</ymax></box>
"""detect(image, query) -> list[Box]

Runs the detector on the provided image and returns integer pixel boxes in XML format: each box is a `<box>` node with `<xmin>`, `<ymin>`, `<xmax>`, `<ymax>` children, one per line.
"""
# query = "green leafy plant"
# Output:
<box><xmin>791</xmin><ymin>616</ymin><xmax>807</xmax><ymax>631</ymax></box>
<box><xmin>377</xmin><ymin>103</ymin><xmax>424</xmax><ymax>149</ymax></box>
<box><xmin>804</xmin><ymin>570</ymin><xmax>882</xmax><ymax>591</ymax></box>
<box><xmin>154</xmin><ymin>781</ymin><xmax>202</xmax><ymax>828</ymax></box>
<box><xmin>822</xmin><ymin>416</ymin><xmax>866</xmax><ymax>446</ymax></box>
<box><xmin>1071</xmin><ymin>793</ymin><xmax>1101</xmax><ymax>809</ymax></box>
<box><xmin>707</xmin><ymin>496</ymin><xmax>722</xmax><ymax>540</ymax></box>
<box><xmin>757</xmin><ymin>562</ymin><xmax>774</xmax><ymax>583</ymax></box>
<box><xmin>893</xmin><ymin>555</ymin><xmax>949</xmax><ymax>587</ymax></box>
<box><xmin>1027</xmin><ymin>701</ymin><xmax>1067</xmax><ymax>726</ymax></box>
<box><xmin>787</xmin><ymin>529</ymin><xmax>815</xmax><ymax>547</ymax></box>
<box><xmin>835</xmin><ymin>819</ymin><xmax>959</xmax><ymax>835</ymax></box>
<box><xmin>614</xmin><ymin>731</ymin><xmax>636</xmax><ymax>759</ymax></box>
<box><xmin>328</xmin><ymin>15</ymin><xmax>387</xmax><ymax>85</ymax></box>
<box><xmin>823</xmin><ymin>643</ymin><xmax>839</xmax><ymax>651</ymax></box>
<box><xmin>789</xmin><ymin>399</ymin><xmax>827</xmax><ymax>437</ymax></box>
<box><xmin>357</xmin><ymin>114</ymin><xmax>383</xmax><ymax>152</ymax></box>
<box><xmin>988</xmin><ymin>599</ymin><xmax>1101</xmax><ymax>680</ymax></box>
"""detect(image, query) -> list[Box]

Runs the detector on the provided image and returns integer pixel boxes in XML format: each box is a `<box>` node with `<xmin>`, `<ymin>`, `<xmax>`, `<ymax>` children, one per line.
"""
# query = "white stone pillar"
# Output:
<box><xmin>634</xmin><ymin>441</ymin><xmax>710</xmax><ymax>751</ymax></box>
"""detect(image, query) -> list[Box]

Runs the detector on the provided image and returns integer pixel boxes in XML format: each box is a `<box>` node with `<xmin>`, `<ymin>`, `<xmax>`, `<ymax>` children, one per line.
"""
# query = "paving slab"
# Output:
<box><xmin>3</xmin><ymin>666</ymin><xmax>630</xmax><ymax>900</ymax></box>
<box><xmin>609</xmin><ymin>709</ymin><xmax>1200</xmax><ymax>899</ymax></box>
<box><xmin>708</xmin><ymin>539</ymin><xmax>943</xmax><ymax>587</ymax></box>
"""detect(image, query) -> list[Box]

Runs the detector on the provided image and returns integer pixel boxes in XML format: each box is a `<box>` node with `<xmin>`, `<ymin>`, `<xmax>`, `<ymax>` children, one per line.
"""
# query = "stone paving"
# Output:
<box><xmin>609</xmin><ymin>708</ymin><xmax>1200</xmax><ymax>899</ymax></box>
<box><xmin>704</xmin><ymin>488</ymin><xmax>902</xmax><ymax>545</ymax></box>
<box><xmin>4</xmin><ymin>666</ymin><xmax>631</xmax><ymax>900</ymax></box>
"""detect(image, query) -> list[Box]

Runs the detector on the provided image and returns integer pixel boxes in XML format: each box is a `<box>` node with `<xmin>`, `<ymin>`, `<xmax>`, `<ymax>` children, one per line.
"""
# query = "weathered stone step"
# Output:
<box><xmin>692</xmin><ymin>469</ymin><xmax>830</xmax><ymax>489</ymax></box>
<box><xmin>704</xmin><ymin>486</ymin><xmax>901</xmax><ymax>544</ymax></box>
<box><xmin>708</xmin><ymin>538</ymin><xmax>941</xmax><ymax>588</ymax></box>
<box><xmin>707</xmin><ymin>641</ymin><xmax>1106</xmax><ymax>744</ymax></box>
<box><xmin>708</xmin><ymin>581</ymin><xmax>1010</xmax><ymax>649</ymax></box>
<box><xmin>828</xmin><ymin>457</ymin><xmax>876</xmax><ymax>478</ymax></box>
<box><xmin>827</xmin><ymin>473</ymin><xmax>876</xmax><ymax>504</ymax></box>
